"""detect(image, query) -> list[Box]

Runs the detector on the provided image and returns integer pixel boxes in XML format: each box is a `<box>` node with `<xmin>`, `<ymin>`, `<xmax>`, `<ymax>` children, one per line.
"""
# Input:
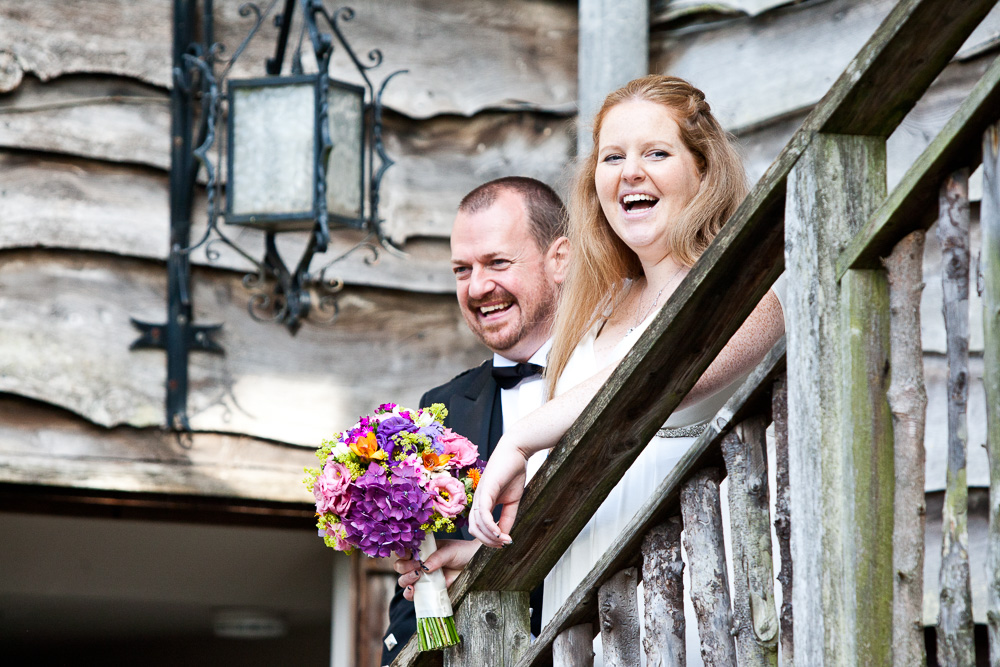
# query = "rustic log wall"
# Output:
<box><xmin>2</xmin><ymin>4</ymin><xmax>999</xmax><ymax>661</ymax></box>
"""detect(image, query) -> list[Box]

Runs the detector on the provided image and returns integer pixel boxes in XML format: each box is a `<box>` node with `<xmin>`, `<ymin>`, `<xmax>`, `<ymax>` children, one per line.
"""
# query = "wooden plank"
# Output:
<box><xmin>722</xmin><ymin>418</ymin><xmax>779</xmax><ymax>666</ymax></box>
<box><xmin>506</xmin><ymin>340</ymin><xmax>786</xmax><ymax>667</ymax></box>
<box><xmin>552</xmin><ymin>624</ymin><xmax>594</xmax><ymax>667</ymax></box>
<box><xmin>885</xmin><ymin>232</ymin><xmax>928</xmax><ymax>667</ymax></box>
<box><xmin>641</xmin><ymin>518</ymin><xmax>686</xmax><ymax>666</ymax></box>
<box><xmin>0</xmin><ymin>152</ymin><xmax>458</xmax><ymax>293</ymax></box>
<box><xmin>841</xmin><ymin>268</ymin><xmax>894</xmax><ymax>666</ymax></box>
<box><xmin>837</xmin><ymin>53</ymin><xmax>1000</xmax><ymax>277</ymax></box>
<box><xmin>0</xmin><ymin>251</ymin><xmax>486</xmax><ymax>443</ymax></box>
<box><xmin>982</xmin><ymin>120</ymin><xmax>1000</xmax><ymax>667</ymax></box>
<box><xmin>0</xmin><ymin>107</ymin><xmax>574</xmax><ymax>280</ymax></box>
<box><xmin>935</xmin><ymin>170</ymin><xmax>975</xmax><ymax>664</ymax></box>
<box><xmin>0</xmin><ymin>76</ymin><xmax>170</xmax><ymax>169</ymax></box>
<box><xmin>0</xmin><ymin>0</ymin><xmax>577</xmax><ymax>118</ymax></box>
<box><xmin>444</xmin><ymin>591</ymin><xmax>530</xmax><ymax>667</ymax></box>
<box><xmin>652</xmin><ymin>0</ymin><xmax>1000</xmax><ymax>134</ymax></box>
<box><xmin>819</xmin><ymin>0</ymin><xmax>998</xmax><ymax>136</ymax></box>
<box><xmin>681</xmin><ymin>469</ymin><xmax>737</xmax><ymax>665</ymax></box>
<box><xmin>785</xmin><ymin>134</ymin><xmax>885</xmax><ymax>666</ymax></box>
<box><xmin>0</xmin><ymin>394</ymin><xmax>314</xmax><ymax>503</ymax></box>
<box><xmin>577</xmin><ymin>0</ymin><xmax>647</xmax><ymax>155</ymax></box>
<box><xmin>738</xmin><ymin>53</ymin><xmax>996</xmax><ymax>199</ymax></box>
<box><xmin>651</xmin><ymin>0</ymin><xmax>796</xmax><ymax>25</ymax></box>
<box><xmin>596</xmin><ymin>568</ymin><xmax>640</xmax><ymax>667</ymax></box>
<box><xmin>771</xmin><ymin>374</ymin><xmax>793</xmax><ymax>667</ymax></box>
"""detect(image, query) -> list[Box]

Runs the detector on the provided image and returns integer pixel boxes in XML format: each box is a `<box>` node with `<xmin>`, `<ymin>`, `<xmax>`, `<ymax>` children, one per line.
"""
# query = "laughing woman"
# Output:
<box><xmin>468</xmin><ymin>75</ymin><xmax>786</xmax><ymax>640</ymax></box>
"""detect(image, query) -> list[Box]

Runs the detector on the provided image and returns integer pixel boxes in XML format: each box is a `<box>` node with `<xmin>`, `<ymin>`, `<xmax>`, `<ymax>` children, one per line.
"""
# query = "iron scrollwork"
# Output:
<box><xmin>132</xmin><ymin>0</ymin><xmax>404</xmax><ymax>428</ymax></box>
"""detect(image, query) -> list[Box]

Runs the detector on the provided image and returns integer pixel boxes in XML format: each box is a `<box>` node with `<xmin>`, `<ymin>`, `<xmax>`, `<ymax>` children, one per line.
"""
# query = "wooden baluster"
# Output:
<box><xmin>722</xmin><ymin>417</ymin><xmax>779</xmax><ymax>666</ymax></box>
<box><xmin>935</xmin><ymin>168</ymin><xmax>975</xmax><ymax>665</ymax></box>
<box><xmin>553</xmin><ymin>624</ymin><xmax>594</xmax><ymax>667</ymax></box>
<box><xmin>885</xmin><ymin>229</ymin><xmax>928</xmax><ymax>667</ymax></box>
<box><xmin>642</xmin><ymin>517</ymin><xmax>686</xmax><ymax>666</ymax></box>
<box><xmin>983</xmin><ymin>121</ymin><xmax>1000</xmax><ymax>666</ymax></box>
<box><xmin>598</xmin><ymin>567</ymin><xmax>641</xmax><ymax>666</ymax></box>
<box><xmin>681</xmin><ymin>467</ymin><xmax>737</xmax><ymax>665</ymax></box>
<box><xmin>444</xmin><ymin>591</ymin><xmax>530</xmax><ymax>667</ymax></box>
<box><xmin>786</xmin><ymin>133</ymin><xmax>890</xmax><ymax>666</ymax></box>
<box><xmin>772</xmin><ymin>374</ymin><xmax>793</xmax><ymax>667</ymax></box>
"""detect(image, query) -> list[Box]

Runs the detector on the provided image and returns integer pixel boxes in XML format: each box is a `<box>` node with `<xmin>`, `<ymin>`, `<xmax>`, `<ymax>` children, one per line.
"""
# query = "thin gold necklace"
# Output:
<box><xmin>627</xmin><ymin>266</ymin><xmax>685</xmax><ymax>335</ymax></box>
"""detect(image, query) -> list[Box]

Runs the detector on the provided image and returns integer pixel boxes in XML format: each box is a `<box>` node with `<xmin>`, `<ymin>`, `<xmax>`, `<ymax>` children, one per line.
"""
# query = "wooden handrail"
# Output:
<box><xmin>392</xmin><ymin>2</ymin><xmax>999</xmax><ymax>664</ymax></box>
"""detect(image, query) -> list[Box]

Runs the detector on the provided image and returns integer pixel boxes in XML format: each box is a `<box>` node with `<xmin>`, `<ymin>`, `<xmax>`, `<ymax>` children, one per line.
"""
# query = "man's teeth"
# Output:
<box><xmin>480</xmin><ymin>303</ymin><xmax>509</xmax><ymax>314</ymax></box>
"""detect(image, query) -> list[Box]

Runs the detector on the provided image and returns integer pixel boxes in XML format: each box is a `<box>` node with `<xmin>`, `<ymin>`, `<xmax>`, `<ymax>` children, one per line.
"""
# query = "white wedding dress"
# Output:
<box><xmin>541</xmin><ymin>277</ymin><xmax>786</xmax><ymax>665</ymax></box>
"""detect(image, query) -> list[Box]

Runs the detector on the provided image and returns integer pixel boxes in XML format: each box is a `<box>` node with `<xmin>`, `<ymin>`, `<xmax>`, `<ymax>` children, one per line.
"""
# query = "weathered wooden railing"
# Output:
<box><xmin>392</xmin><ymin>0</ymin><xmax>1000</xmax><ymax>664</ymax></box>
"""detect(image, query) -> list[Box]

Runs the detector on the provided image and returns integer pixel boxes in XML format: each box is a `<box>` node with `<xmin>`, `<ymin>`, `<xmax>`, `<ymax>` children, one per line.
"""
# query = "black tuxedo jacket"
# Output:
<box><xmin>380</xmin><ymin>361</ymin><xmax>542</xmax><ymax>665</ymax></box>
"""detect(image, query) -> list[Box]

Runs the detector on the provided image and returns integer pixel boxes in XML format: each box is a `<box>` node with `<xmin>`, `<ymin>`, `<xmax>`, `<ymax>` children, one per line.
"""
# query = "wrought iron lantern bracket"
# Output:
<box><xmin>132</xmin><ymin>0</ymin><xmax>404</xmax><ymax>430</ymax></box>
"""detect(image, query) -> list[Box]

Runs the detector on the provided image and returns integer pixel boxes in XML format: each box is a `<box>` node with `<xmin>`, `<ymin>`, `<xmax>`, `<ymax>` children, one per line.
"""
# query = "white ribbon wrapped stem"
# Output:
<box><xmin>412</xmin><ymin>533</ymin><xmax>454</xmax><ymax>618</ymax></box>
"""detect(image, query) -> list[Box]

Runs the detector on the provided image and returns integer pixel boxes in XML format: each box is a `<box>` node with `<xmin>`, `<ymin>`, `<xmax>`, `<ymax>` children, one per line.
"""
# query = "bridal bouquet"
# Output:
<box><xmin>305</xmin><ymin>402</ymin><xmax>483</xmax><ymax>651</ymax></box>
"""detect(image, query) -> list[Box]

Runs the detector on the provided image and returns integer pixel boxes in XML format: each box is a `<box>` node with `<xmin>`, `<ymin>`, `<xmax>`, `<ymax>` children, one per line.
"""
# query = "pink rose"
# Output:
<box><xmin>427</xmin><ymin>473</ymin><xmax>467</xmax><ymax>518</ymax></box>
<box><xmin>314</xmin><ymin>462</ymin><xmax>352</xmax><ymax>515</ymax></box>
<box><xmin>439</xmin><ymin>429</ymin><xmax>478</xmax><ymax>468</ymax></box>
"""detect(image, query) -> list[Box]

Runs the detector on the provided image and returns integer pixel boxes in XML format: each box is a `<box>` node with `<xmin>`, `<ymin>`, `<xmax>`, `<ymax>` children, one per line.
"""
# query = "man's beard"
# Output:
<box><xmin>466</xmin><ymin>286</ymin><xmax>557</xmax><ymax>354</ymax></box>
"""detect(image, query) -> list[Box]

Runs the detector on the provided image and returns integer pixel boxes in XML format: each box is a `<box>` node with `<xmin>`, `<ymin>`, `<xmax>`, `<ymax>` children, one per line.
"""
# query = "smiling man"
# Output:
<box><xmin>380</xmin><ymin>177</ymin><xmax>569</xmax><ymax>665</ymax></box>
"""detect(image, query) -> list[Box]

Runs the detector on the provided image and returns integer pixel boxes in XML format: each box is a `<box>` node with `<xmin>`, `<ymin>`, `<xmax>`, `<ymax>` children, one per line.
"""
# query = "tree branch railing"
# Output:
<box><xmin>391</xmin><ymin>0</ymin><xmax>1000</xmax><ymax>664</ymax></box>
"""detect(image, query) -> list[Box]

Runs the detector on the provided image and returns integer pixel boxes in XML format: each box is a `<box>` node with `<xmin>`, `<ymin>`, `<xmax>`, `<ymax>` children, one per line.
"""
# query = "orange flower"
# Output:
<box><xmin>350</xmin><ymin>432</ymin><xmax>386</xmax><ymax>460</ymax></box>
<box><xmin>422</xmin><ymin>451</ymin><xmax>451</xmax><ymax>469</ymax></box>
<box><xmin>468</xmin><ymin>468</ymin><xmax>481</xmax><ymax>490</ymax></box>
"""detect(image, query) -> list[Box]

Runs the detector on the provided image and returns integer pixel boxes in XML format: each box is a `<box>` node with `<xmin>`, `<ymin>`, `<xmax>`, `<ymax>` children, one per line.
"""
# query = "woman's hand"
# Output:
<box><xmin>394</xmin><ymin>539</ymin><xmax>481</xmax><ymax>601</ymax></box>
<box><xmin>468</xmin><ymin>437</ymin><xmax>530</xmax><ymax>548</ymax></box>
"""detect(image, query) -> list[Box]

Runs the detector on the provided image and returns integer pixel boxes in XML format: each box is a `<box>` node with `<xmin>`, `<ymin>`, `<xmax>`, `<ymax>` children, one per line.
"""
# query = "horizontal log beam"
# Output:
<box><xmin>837</xmin><ymin>53</ymin><xmax>1000</xmax><ymax>276</ymax></box>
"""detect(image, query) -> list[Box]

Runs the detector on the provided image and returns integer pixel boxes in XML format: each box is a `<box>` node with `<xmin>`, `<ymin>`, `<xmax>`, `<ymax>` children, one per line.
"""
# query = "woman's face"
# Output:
<box><xmin>594</xmin><ymin>99</ymin><xmax>703</xmax><ymax>264</ymax></box>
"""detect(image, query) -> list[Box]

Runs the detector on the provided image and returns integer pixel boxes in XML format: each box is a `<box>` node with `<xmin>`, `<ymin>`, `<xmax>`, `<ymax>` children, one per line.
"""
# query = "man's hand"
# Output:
<box><xmin>395</xmin><ymin>539</ymin><xmax>482</xmax><ymax>601</ymax></box>
<box><xmin>468</xmin><ymin>437</ymin><xmax>528</xmax><ymax>548</ymax></box>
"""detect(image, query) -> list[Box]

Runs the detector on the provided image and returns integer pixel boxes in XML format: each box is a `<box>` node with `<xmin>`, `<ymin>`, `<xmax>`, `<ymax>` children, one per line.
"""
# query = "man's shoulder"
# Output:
<box><xmin>420</xmin><ymin>359</ymin><xmax>492</xmax><ymax>406</ymax></box>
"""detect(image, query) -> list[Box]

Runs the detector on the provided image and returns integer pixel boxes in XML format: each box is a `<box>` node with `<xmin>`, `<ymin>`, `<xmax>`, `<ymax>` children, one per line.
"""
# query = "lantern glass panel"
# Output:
<box><xmin>229</xmin><ymin>78</ymin><xmax>316</xmax><ymax>224</ymax></box>
<box><xmin>326</xmin><ymin>82</ymin><xmax>365</xmax><ymax>225</ymax></box>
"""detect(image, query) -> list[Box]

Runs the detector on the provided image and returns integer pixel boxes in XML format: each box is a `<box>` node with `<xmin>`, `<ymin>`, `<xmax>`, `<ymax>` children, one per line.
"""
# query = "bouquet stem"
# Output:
<box><xmin>413</xmin><ymin>533</ymin><xmax>460</xmax><ymax>651</ymax></box>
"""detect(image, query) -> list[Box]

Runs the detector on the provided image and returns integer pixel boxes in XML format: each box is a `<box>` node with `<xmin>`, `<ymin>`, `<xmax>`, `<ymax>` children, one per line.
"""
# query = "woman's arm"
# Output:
<box><xmin>470</xmin><ymin>289</ymin><xmax>784</xmax><ymax>547</ymax></box>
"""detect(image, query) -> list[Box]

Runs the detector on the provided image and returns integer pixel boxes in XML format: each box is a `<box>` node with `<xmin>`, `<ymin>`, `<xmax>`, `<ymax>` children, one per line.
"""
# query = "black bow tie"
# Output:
<box><xmin>491</xmin><ymin>362</ymin><xmax>544</xmax><ymax>390</ymax></box>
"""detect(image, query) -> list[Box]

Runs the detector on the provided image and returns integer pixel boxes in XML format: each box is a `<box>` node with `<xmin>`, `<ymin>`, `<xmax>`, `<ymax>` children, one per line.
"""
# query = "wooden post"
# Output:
<box><xmin>642</xmin><ymin>518</ymin><xmax>686</xmax><ymax>666</ymax></box>
<box><xmin>680</xmin><ymin>468</ymin><xmax>737</xmax><ymax>665</ymax></box>
<box><xmin>553</xmin><ymin>624</ymin><xmax>594</xmax><ymax>667</ymax></box>
<box><xmin>884</xmin><ymin>230</ymin><xmax>928</xmax><ymax>667</ymax></box>
<box><xmin>983</xmin><ymin>121</ymin><xmax>1000</xmax><ymax>666</ymax></box>
<box><xmin>785</xmin><ymin>133</ymin><xmax>889</xmax><ymax>666</ymax></box>
<box><xmin>598</xmin><ymin>567</ymin><xmax>641</xmax><ymax>666</ymax></box>
<box><xmin>577</xmin><ymin>0</ymin><xmax>648</xmax><ymax>156</ymax></box>
<box><xmin>444</xmin><ymin>591</ymin><xmax>530</xmax><ymax>667</ymax></box>
<box><xmin>935</xmin><ymin>168</ymin><xmax>975</xmax><ymax>666</ymax></box>
<box><xmin>772</xmin><ymin>374</ymin><xmax>794</xmax><ymax>667</ymax></box>
<box><xmin>722</xmin><ymin>418</ymin><xmax>779</xmax><ymax>667</ymax></box>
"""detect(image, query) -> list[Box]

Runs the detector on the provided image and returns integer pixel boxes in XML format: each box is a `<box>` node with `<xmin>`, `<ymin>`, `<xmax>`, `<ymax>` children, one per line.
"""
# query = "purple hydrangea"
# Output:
<box><xmin>376</xmin><ymin>415</ymin><xmax>419</xmax><ymax>457</ymax></box>
<box><xmin>341</xmin><ymin>462</ymin><xmax>432</xmax><ymax>557</ymax></box>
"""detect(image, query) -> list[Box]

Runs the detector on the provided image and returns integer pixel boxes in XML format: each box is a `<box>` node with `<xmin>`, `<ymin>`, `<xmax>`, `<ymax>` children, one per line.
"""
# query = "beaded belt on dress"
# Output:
<box><xmin>656</xmin><ymin>423</ymin><xmax>708</xmax><ymax>439</ymax></box>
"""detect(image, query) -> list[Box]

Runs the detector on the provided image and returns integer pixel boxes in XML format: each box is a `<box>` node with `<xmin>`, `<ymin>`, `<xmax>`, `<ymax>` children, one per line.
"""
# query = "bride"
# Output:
<box><xmin>468</xmin><ymin>75</ymin><xmax>785</xmax><ymax>644</ymax></box>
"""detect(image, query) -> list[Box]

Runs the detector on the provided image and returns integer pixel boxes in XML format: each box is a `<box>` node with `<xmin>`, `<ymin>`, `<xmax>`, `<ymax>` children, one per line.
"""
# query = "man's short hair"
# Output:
<box><xmin>458</xmin><ymin>177</ymin><xmax>566</xmax><ymax>251</ymax></box>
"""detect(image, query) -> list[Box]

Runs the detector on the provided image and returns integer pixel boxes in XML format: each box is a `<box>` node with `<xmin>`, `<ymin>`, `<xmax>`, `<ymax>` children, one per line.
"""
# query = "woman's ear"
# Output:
<box><xmin>545</xmin><ymin>236</ymin><xmax>571</xmax><ymax>285</ymax></box>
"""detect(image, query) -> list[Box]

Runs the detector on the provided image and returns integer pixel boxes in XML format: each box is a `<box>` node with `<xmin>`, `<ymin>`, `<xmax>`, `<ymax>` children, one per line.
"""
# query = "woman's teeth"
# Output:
<box><xmin>622</xmin><ymin>193</ymin><xmax>658</xmax><ymax>212</ymax></box>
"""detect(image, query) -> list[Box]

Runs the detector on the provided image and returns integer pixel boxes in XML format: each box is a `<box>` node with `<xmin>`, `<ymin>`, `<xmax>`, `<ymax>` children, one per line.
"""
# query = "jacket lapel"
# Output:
<box><xmin>447</xmin><ymin>362</ymin><xmax>498</xmax><ymax>462</ymax></box>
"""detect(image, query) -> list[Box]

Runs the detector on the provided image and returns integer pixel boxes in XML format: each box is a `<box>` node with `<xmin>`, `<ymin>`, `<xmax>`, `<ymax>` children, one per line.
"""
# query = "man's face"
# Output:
<box><xmin>450</xmin><ymin>191</ymin><xmax>564</xmax><ymax>362</ymax></box>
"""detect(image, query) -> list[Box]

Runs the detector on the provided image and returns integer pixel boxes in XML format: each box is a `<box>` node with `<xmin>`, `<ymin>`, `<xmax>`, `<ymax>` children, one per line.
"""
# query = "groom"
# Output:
<box><xmin>380</xmin><ymin>176</ymin><xmax>569</xmax><ymax>665</ymax></box>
